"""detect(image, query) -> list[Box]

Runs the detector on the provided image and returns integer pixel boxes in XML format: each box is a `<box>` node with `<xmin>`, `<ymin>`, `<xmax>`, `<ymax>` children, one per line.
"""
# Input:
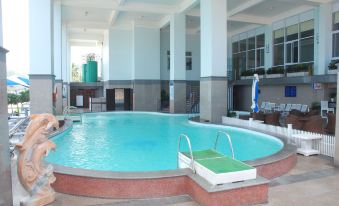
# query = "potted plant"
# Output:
<box><xmin>328</xmin><ymin>60</ymin><xmax>339</xmax><ymax>74</ymax></box>
<box><xmin>266</xmin><ymin>66</ymin><xmax>285</xmax><ymax>78</ymax></box>
<box><xmin>286</xmin><ymin>63</ymin><xmax>313</xmax><ymax>77</ymax></box>
<box><xmin>240</xmin><ymin>69</ymin><xmax>255</xmax><ymax>80</ymax></box>
<box><xmin>256</xmin><ymin>68</ymin><xmax>265</xmax><ymax>79</ymax></box>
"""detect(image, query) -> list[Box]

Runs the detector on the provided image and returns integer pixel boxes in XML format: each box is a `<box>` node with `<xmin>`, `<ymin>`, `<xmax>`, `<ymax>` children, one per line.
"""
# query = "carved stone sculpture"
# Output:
<box><xmin>16</xmin><ymin>113</ymin><xmax>59</xmax><ymax>206</ymax></box>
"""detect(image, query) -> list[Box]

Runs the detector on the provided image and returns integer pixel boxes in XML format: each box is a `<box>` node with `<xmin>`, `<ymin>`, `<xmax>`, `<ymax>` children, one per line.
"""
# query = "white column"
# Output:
<box><xmin>315</xmin><ymin>3</ymin><xmax>332</xmax><ymax>75</ymax></box>
<box><xmin>335</xmin><ymin>74</ymin><xmax>339</xmax><ymax>167</ymax></box>
<box><xmin>200</xmin><ymin>0</ymin><xmax>227</xmax><ymax>123</ymax></box>
<box><xmin>54</xmin><ymin>0</ymin><xmax>62</xmax><ymax>80</ymax></box>
<box><xmin>54</xmin><ymin>0</ymin><xmax>63</xmax><ymax>114</ymax></box>
<box><xmin>29</xmin><ymin>0</ymin><xmax>55</xmax><ymax>114</ymax></box>
<box><xmin>132</xmin><ymin>24</ymin><xmax>161</xmax><ymax>111</ymax></box>
<box><xmin>169</xmin><ymin>13</ymin><xmax>186</xmax><ymax>113</ymax></box>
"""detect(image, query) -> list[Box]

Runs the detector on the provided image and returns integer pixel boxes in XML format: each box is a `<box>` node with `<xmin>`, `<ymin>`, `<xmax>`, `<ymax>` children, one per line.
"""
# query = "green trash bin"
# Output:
<box><xmin>82</xmin><ymin>64</ymin><xmax>87</xmax><ymax>82</ymax></box>
<box><xmin>87</xmin><ymin>61</ymin><xmax>98</xmax><ymax>82</ymax></box>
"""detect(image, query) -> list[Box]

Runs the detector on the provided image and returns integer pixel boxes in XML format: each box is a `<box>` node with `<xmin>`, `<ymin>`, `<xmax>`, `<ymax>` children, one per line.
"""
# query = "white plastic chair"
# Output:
<box><xmin>300</xmin><ymin>105</ymin><xmax>308</xmax><ymax>113</ymax></box>
<box><xmin>321</xmin><ymin>101</ymin><xmax>335</xmax><ymax>117</ymax></box>
<box><xmin>277</xmin><ymin>103</ymin><xmax>286</xmax><ymax>112</ymax></box>
<box><xmin>284</xmin><ymin>104</ymin><xmax>292</xmax><ymax>112</ymax></box>
<box><xmin>295</xmin><ymin>104</ymin><xmax>302</xmax><ymax>111</ymax></box>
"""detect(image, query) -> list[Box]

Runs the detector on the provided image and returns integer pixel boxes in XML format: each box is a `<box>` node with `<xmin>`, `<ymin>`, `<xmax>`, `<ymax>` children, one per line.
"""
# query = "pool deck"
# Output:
<box><xmin>47</xmin><ymin>155</ymin><xmax>339</xmax><ymax>206</ymax></box>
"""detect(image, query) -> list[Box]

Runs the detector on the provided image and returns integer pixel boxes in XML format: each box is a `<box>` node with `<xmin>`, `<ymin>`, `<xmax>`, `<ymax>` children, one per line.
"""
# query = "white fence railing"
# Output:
<box><xmin>222</xmin><ymin>116</ymin><xmax>336</xmax><ymax>158</ymax></box>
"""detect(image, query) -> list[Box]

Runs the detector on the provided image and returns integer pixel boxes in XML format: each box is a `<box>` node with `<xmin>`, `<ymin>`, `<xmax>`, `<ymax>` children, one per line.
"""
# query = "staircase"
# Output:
<box><xmin>186</xmin><ymin>83</ymin><xmax>200</xmax><ymax>113</ymax></box>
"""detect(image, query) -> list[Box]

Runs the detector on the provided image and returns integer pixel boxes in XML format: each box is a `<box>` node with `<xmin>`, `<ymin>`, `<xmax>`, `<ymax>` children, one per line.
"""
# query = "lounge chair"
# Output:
<box><xmin>302</xmin><ymin>115</ymin><xmax>323</xmax><ymax>133</ymax></box>
<box><xmin>265</xmin><ymin>111</ymin><xmax>281</xmax><ymax>126</ymax></box>
<box><xmin>300</xmin><ymin>105</ymin><xmax>308</xmax><ymax>113</ymax></box>
<box><xmin>285</xmin><ymin>114</ymin><xmax>303</xmax><ymax>130</ymax></box>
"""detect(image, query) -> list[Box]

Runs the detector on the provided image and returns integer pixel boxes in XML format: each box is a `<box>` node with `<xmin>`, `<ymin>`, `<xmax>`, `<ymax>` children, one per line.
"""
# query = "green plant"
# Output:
<box><xmin>241</xmin><ymin>69</ymin><xmax>255</xmax><ymax>77</ymax></box>
<box><xmin>328</xmin><ymin>60</ymin><xmax>339</xmax><ymax>70</ymax></box>
<box><xmin>256</xmin><ymin>68</ymin><xmax>265</xmax><ymax>75</ymax></box>
<box><xmin>286</xmin><ymin>63</ymin><xmax>313</xmax><ymax>74</ymax></box>
<box><xmin>8</xmin><ymin>93</ymin><xmax>19</xmax><ymax>114</ymax></box>
<box><xmin>18</xmin><ymin>90</ymin><xmax>29</xmax><ymax>104</ymax></box>
<box><xmin>311</xmin><ymin>102</ymin><xmax>321</xmax><ymax>110</ymax></box>
<box><xmin>86</xmin><ymin>53</ymin><xmax>96</xmax><ymax>62</ymax></box>
<box><xmin>227</xmin><ymin>111</ymin><xmax>237</xmax><ymax>118</ymax></box>
<box><xmin>266</xmin><ymin>66</ymin><xmax>285</xmax><ymax>74</ymax></box>
<box><xmin>161</xmin><ymin>89</ymin><xmax>169</xmax><ymax>102</ymax></box>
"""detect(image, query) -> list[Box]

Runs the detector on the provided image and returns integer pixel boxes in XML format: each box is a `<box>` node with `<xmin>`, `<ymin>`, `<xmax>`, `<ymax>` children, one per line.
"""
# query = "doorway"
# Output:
<box><xmin>106</xmin><ymin>89</ymin><xmax>133</xmax><ymax>111</ymax></box>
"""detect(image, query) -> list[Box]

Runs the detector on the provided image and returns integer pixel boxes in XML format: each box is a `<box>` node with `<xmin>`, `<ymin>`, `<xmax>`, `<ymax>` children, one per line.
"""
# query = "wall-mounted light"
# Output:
<box><xmin>266</xmin><ymin>44</ymin><xmax>270</xmax><ymax>53</ymax></box>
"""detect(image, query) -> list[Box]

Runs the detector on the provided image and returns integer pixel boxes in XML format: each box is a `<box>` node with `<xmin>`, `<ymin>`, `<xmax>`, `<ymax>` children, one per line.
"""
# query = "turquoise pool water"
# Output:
<box><xmin>45</xmin><ymin>112</ymin><xmax>283</xmax><ymax>172</ymax></box>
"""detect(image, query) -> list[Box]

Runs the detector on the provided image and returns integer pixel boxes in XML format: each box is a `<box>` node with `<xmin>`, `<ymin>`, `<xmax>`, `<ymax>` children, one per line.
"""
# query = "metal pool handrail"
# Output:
<box><xmin>177</xmin><ymin>134</ymin><xmax>195</xmax><ymax>173</ymax></box>
<box><xmin>214</xmin><ymin>131</ymin><xmax>235</xmax><ymax>159</ymax></box>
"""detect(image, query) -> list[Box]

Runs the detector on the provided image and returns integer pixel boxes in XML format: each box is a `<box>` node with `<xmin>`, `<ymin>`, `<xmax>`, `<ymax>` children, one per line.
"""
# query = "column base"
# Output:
<box><xmin>55</xmin><ymin>80</ymin><xmax>63</xmax><ymax>115</ymax></box>
<box><xmin>170</xmin><ymin>81</ymin><xmax>187</xmax><ymax>114</ymax></box>
<box><xmin>133</xmin><ymin>80</ymin><xmax>161</xmax><ymax>112</ymax></box>
<box><xmin>200</xmin><ymin>77</ymin><xmax>227</xmax><ymax>123</ymax></box>
<box><xmin>29</xmin><ymin>74</ymin><xmax>55</xmax><ymax>114</ymax></box>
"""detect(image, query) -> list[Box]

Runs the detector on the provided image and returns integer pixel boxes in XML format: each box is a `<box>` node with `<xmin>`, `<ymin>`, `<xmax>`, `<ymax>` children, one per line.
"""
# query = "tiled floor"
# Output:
<box><xmin>48</xmin><ymin>155</ymin><xmax>339</xmax><ymax>206</ymax></box>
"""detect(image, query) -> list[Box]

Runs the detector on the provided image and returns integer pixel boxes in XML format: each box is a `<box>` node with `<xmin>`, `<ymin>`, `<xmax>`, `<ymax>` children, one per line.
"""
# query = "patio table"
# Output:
<box><xmin>292</xmin><ymin>133</ymin><xmax>322</xmax><ymax>156</ymax></box>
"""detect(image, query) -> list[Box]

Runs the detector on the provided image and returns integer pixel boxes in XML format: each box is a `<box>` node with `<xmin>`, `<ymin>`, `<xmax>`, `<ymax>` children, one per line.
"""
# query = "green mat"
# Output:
<box><xmin>196</xmin><ymin>157</ymin><xmax>254</xmax><ymax>174</ymax></box>
<box><xmin>181</xmin><ymin>149</ymin><xmax>254</xmax><ymax>174</ymax></box>
<box><xmin>182</xmin><ymin>149</ymin><xmax>224</xmax><ymax>160</ymax></box>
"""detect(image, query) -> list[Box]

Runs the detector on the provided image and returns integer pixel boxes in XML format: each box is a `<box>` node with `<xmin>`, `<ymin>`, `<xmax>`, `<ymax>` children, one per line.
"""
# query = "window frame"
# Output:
<box><xmin>332</xmin><ymin>11</ymin><xmax>339</xmax><ymax>59</ymax></box>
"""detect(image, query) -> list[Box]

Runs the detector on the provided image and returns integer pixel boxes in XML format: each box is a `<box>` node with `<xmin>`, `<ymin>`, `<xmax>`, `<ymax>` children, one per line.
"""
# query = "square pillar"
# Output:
<box><xmin>29</xmin><ymin>0</ymin><xmax>54</xmax><ymax>114</ymax></box>
<box><xmin>170</xmin><ymin>13</ymin><xmax>186</xmax><ymax>113</ymax></box>
<box><xmin>0</xmin><ymin>47</ymin><xmax>13</xmax><ymax>206</ymax></box>
<box><xmin>200</xmin><ymin>0</ymin><xmax>227</xmax><ymax>123</ymax></box>
<box><xmin>335</xmin><ymin>73</ymin><xmax>339</xmax><ymax>167</ymax></box>
<box><xmin>132</xmin><ymin>25</ymin><xmax>161</xmax><ymax>111</ymax></box>
<box><xmin>315</xmin><ymin>3</ymin><xmax>332</xmax><ymax>75</ymax></box>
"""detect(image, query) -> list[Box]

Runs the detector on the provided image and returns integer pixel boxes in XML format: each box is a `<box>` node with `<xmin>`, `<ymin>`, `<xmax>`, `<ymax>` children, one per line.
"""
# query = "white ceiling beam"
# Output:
<box><xmin>178</xmin><ymin>0</ymin><xmax>199</xmax><ymax>14</ymax></box>
<box><xmin>133</xmin><ymin>20</ymin><xmax>160</xmax><ymax>29</ymax></box>
<box><xmin>69</xmin><ymin>33</ymin><xmax>104</xmax><ymax>41</ymax></box>
<box><xmin>229</xmin><ymin>14</ymin><xmax>270</xmax><ymax>25</ymax></box>
<box><xmin>108</xmin><ymin>0</ymin><xmax>125</xmax><ymax>26</ymax></box>
<box><xmin>306</xmin><ymin>0</ymin><xmax>333</xmax><ymax>3</ymax></box>
<box><xmin>158</xmin><ymin>15</ymin><xmax>171</xmax><ymax>28</ymax></box>
<box><xmin>186</xmin><ymin>8</ymin><xmax>200</xmax><ymax>17</ymax></box>
<box><xmin>271</xmin><ymin>5</ymin><xmax>315</xmax><ymax>23</ymax></box>
<box><xmin>67</xmin><ymin>21</ymin><xmax>109</xmax><ymax>30</ymax></box>
<box><xmin>228</xmin><ymin>0</ymin><xmax>266</xmax><ymax>17</ymax></box>
<box><xmin>62</xmin><ymin>0</ymin><xmax>176</xmax><ymax>14</ymax></box>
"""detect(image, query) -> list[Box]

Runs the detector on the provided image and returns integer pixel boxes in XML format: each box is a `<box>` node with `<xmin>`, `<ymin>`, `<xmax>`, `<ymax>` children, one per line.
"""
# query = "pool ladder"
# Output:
<box><xmin>215</xmin><ymin>131</ymin><xmax>235</xmax><ymax>159</ymax></box>
<box><xmin>177</xmin><ymin>131</ymin><xmax>235</xmax><ymax>172</ymax></box>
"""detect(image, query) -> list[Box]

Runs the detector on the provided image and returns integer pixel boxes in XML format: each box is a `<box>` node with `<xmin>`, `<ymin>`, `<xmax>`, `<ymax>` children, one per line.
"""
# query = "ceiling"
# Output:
<box><xmin>60</xmin><ymin>0</ymin><xmax>333</xmax><ymax>44</ymax></box>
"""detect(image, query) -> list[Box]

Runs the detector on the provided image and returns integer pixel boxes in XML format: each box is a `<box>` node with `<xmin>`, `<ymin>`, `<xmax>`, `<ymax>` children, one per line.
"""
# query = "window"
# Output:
<box><xmin>273</xmin><ymin>19</ymin><xmax>314</xmax><ymax>66</ymax></box>
<box><xmin>186</xmin><ymin>52</ymin><xmax>192</xmax><ymax>70</ymax></box>
<box><xmin>232</xmin><ymin>33</ymin><xmax>265</xmax><ymax>74</ymax></box>
<box><xmin>285</xmin><ymin>86</ymin><xmax>297</xmax><ymax>97</ymax></box>
<box><xmin>273</xmin><ymin>29</ymin><xmax>284</xmax><ymax>66</ymax></box>
<box><xmin>333</xmin><ymin>11</ymin><xmax>339</xmax><ymax>58</ymax></box>
<box><xmin>167</xmin><ymin>51</ymin><xmax>193</xmax><ymax>70</ymax></box>
<box><xmin>300</xmin><ymin>20</ymin><xmax>314</xmax><ymax>62</ymax></box>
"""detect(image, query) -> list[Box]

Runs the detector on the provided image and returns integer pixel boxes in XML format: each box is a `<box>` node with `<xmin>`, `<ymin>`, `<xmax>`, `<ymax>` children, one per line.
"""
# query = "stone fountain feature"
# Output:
<box><xmin>16</xmin><ymin>113</ymin><xmax>59</xmax><ymax>206</ymax></box>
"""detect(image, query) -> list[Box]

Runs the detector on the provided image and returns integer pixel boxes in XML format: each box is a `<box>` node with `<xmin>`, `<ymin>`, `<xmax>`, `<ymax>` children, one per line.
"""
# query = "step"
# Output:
<box><xmin>179</xmin><ymin>149</ymin><xmax>256</xmax><ymax>185</ymax></box>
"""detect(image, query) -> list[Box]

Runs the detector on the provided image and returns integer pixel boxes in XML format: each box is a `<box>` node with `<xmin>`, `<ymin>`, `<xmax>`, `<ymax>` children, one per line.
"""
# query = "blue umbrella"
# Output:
<box><xmin>251</xmin><ymin>74</ymin><xmax>259</xmax><ymax>113</ymax></box>
<box><xmin>7</xmin><ymin>76</ymin><xmax>29</xmax><ymax>91</ymax></box>
<box><xmin>17</xmin><ymin>76</ymin><xmax>29</xmax><ymax>86</ymax></box>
